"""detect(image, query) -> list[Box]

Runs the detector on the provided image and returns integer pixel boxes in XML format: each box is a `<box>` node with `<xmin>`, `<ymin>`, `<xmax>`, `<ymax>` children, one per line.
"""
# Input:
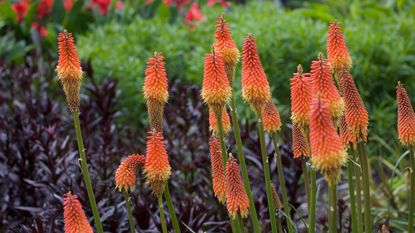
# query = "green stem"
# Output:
<box><xmin>256</xmin><ymin>110</ymin><xmax>278</xmax><ymax>233</ymax></box>
<box><xmin>237</xmin><ymin>214</ymin><xmax>245</xmax><ymax>233</ymax></box>
<box><xmin>328</xmin><ymin>183</ymin><xmax>337</xmax><ymax>233</ymax></box>
<box><xmin>72</xmin><ymin>112</ymin><xmax>104</xmax><ymax>233</ymax></box>
<box><xmin>272</xmin><ymin>134</ymin><xmax>294</xmax><ymax>233</ymax></box>
<box><xmin>123</xmin><ymin>191</ymin><xmax>136</xmax><ymax>233</ymax></box>
<box><xmin>353</xmin><ymin>146</ymin><xmax>364</xmax><ymax>233</ymax></box>
<box><xmin>357</xmin><ymin>141</ymin><xmax>372</xmax><ymax>233</ymax></box>
<box><xmin>309</xmin><ymin>168</ymin><xmax>317</xmax><ymax>233</ymax></box>
<box><xmin>347</xmin><ymin>147</ymin><xmax>358</xmax><ymax>233</ymax></box>
<box><xmin>164</xmin><ymin>184</ymin><xmax>181</xmax><ymax>233</ymax></box>
<box><xmin>408</xmin><ymin>150</ymin><xmax>415</xmax><ymax>233</ymax></box>
<box><xmin>276</xmin><ymin>213</ymin><xmax>283</xmax><ymax>233</ymax></box>
<box><xmin>229</xmin><ymin>96</ymin><xmax>261</xmax><ymax>233</ymax></box>
<box><xmin>301</xmin><ymin>159</ymin><xmax>311</xmax><ymax>210</ymax></box>
<box><xmin>158</xmin><ymin>196</ymin><xmax>168</xmax><ymax>233</ymax></box>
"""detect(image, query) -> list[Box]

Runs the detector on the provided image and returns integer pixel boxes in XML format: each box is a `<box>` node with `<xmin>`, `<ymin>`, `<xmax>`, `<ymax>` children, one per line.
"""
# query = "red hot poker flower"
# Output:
<box><xmin>396</xmin><ymin>82</ymin><xmax>415</xmax><ymax>148</ymax></box>
<box><xmin>262</xmin><ymin>100</ymin><xmax>281</xmax><ymax>134</ymax></box>
<box><xmin>327</xmin><ymin>21</ymin><xmax>352</xmax><ymax>71</ymax></box>
<box><xmin>115</xmin><ymin>154</ymin><xmax>146</xmax><ymax>192</ymax></box>
<box><xmin>241</xmin><ymin>34</ymin><xmax>271</xmax><ymax>112</ymax></box>
<box><xmin>310</xmin><ymin>53</ymin><xmax>344</xmax><ymax>119</ymax></box>
<box><xmin>209</xmin><ymin>137</ymin><xmax>227</xmax><ymax>203</ymax></box>
<box><xmin>339</xmin><ymin>115</ymin><xmax>357</xmax><ymax>147</ymax></box>
<box><xmin>309</xmin><ymin>98</ymin><xmax>347</xmax><ymax>185</ymax></box>
<box><xmin>64</xmin><ymin>192</ymin><xmax>93</xmax><ymax>233</ymax></box>
<box><xmin>290</xmin><ymin>65</ymin><xmax>312</xmax><ymax>129</ymax></box>
<box><xmin>292</xmin><ymin>124</ymin><xmax>310</xmax><ymax>159</ymax></box>
<box><xmin>144</xmin><ymin>131</ymin><xmax>171</xmax><ymax>197</ymax></box>
<box><xmin>226</xmin><ymin>155</ymin><xmax>249</xmax><ymax>219</ymax></box>
<box><xmin>209</xmin><ymin>106</ymin><xmax>231</xmax><ymax>135</ymax></box>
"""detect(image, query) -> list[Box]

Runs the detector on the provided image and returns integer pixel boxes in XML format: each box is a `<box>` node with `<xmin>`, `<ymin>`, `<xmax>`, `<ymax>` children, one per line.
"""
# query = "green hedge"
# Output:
<box><xmin>78</xmin><ymin>2</ymin><xmax>415</xmax><ymax>152</ymax></box>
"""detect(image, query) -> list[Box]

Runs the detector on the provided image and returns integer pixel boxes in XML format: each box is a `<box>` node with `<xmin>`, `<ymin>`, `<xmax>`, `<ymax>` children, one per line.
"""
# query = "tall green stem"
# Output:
<box><xmin>237</xmin><ymin>214</ymin><xmax>246</xmax><ymax>233</ymax></box>
<box><xmin>158</xmin><ymin>196</ymin><xmax>168</xmax><ymax>233</ymax></box>
<box><xmin>357</xmin><ymin>141</ymin><xmax>372</xmax><ymax>233</ymax></box>
<box><xmin>347</xmin><ymin>157</ymin><xmax>358</xmax><ymax>233</ymax></box>
<box><xmin>229</xmin><ymin>96</ymin><xmax>261</xmax><ymax>233</ymax></box>
<box><xmin>328</xmin><ymin>183</ymin><xmax>337</xmax><ymax>233</ymax></box>
<box><xmin>301</xmin><ymin>159</ymin><xmax>311</xmax><ymax>209</ymax></box>
<box><xmin>272</xmin><ymin>134</ymin><xmax>294</xmax><ymax>233</ymax></box>
<box><xmin>408</xmin><ymin>150</ymin><xmax>415</xmax><ymax>233</ymax></box>
<box><xmin>123</xmin><ymin>191</ymin><xmax>136</xmax><ymax>233</ymax></box>
<box><xmin>72</xmin><ymin>112</ymin><xmax>104</xmax><ymax>233</ymax></box>
<box><xmin>256</xmin><ymin>110</ymin><xmax>277</xmax><ymax>233</ymax></box>
<box><xmin>309</xmin><ymin>168</ymin><xmax>317</xmax><ymax>233</ymax></box>
<box><xmin>353</xmin><ymin>147</ymin><xmax>363</xmax><ymax>233</ymax></box>
<box><xmin>164</xmin><ymin>184</ymin><xmax>181</xmax><ymax>232</ymax></box>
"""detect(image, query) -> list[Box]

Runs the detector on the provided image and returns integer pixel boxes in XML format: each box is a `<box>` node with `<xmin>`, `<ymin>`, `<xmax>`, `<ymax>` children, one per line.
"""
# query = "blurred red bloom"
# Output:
<box><xmin>165</xmin><ymin>0</ymin><xmax>189</xmax><ymax>9</ymax></box>
<box><xmin>185</xmin><ymin>3</ymin><xmax>204</xmax><ymax>29</ymax></box>
<box><xmin>207</xmin><ymin>0</ymin><xmax>229</xmax><ymax>7</ymax></box>
<box><xmin>89</xmin><ymin>0</ymin><xmax>111</xmax><ymax>14</ymax></box>
<box><xmin>116</xmin><ymin>1</ymin><xmax>124</xmax><ymax>10</ymax></box>
<box><xmin>64</xmin><ymin>0</ymin><xmax>73</xmax><ymax>12</ymax></box>
<box><xmin>146</xmin><ymin>0</ymin><xmax>154</xmax><ymax>4</ymax></box>
<box><xmin>11</xmin><ymin>1</ymin><xmax>29</xmax><ymax>22</ymax></box>
<box><xmin>32</xmin><ymin>22</ymin><xmax>48</xmax><ymax>37</ymax></box>
<box><xmin>37</xmin><ymin>0</ymin><xmax>54</xmax><ymax>19</ymax></box>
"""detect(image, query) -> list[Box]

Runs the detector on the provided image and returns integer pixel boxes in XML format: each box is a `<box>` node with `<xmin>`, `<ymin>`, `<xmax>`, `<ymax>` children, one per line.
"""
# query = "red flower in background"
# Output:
<box><xmin>89</xmin><ymin>0</ymin><xmax>111</xmax><ymax>14</ymax></box>
<box><xmin>37</xmin><ymin>0</ymin><xmax>54</xmax><ymax>19</ymax></box>
<box><xmin>64</xmin><ymin>0</ymin><xmax>73</xmax><ymax>12</ymax></box>
<box><xmin>165</xmin><ymin>0</ymin><xmax>189</xmax><ymax>9</ymax></box>
<box><xmin>11</xmin><ymin>1</ymin><xmax>29</xmax><ymax>22</ymax></box>
<box><xmin>185</xmin><ymin>3</ymin><xmax>204</xmax><ymax>29</ymax></box>
<box><xmin>32</xmin><ymin>22</ymin><xmax>48</xmax><ymax>37</ymax></box>
<box><xmin>207</xmin><ymin>0</ymin><xmax>229</xmax><ymax>7</ymax></box>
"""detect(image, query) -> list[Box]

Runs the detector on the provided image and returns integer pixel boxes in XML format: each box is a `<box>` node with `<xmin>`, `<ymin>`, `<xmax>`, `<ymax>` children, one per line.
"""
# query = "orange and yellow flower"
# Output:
<box><xmin>201</xmin><ymin>51</ymin><xmax>232</xmax><ymax>114</ymax></box>
<box><xmin>226</xmin><ymin>155</ymin><xmax>249</xmax><ymax>219</ymax></box>
<box><xmin>262</xmin><ymin>100</ymin><xmax>281</xmax><ymax>134</ymax></box>
<box><xmin>115</xmin><ymin>154</ymin><xmax>146</xmax><ymax>191</ymax></box>
<box><xmin>292</xmin><ymin>124</ymin><xmax>310</xmax><ymax>159</ymax></box>
<box><xmin>143</xmin><ymin>53</ymin><xmax>169</xmax><ymax>132</ymax></box>
<box><xmin>290</xmin><ymin>65</ymin><xmax>312</xmax><ymax>128</ymax></box>
<box><xmin>327</xmin><ymin>21</ymin><xmax>352</xmax><ymax>71</ymax></box>
<box><xmin>144</xmin><ymin>131</ymin><xmax>171</xmax><ymax>197</ymax></box>
<box><xmin>209</xmin><ymin>137</ymin><xmax>227</xmax><ymax>203</ymax></box>
<box><xmin>338</xmin><ymin>69</ymin><xmax>368</xmax><ymax>140</ymax></box>
<box><xmin>56</xmin><ymin>31</ymin><xmax>83</xmax><ymax>112</ymax></box>
<box><xmin>396</xmin><ymin>82</ymin><xmax>415</xmax><ymax>148</ymax></box>
<box><xmin>209</xmin><ymin>106</ymin><xmax>231</xmax><ymax>135</ymax></box>
<box><xmin>213</xmin><ymin>15</ymin><xmax>240</xmax><ymax>81</ymax></box>
<box><xmin>309</xmin><ymin>98</ymin><xmax>347</xmax><ymax>184</ymax></box>
<box><xmin>310</xmin><ymin>53</ymin><xmax>344</xmax><ymax>119</ymax></box>
<box><xmin>339</xmin><ymin>115</ymin><xmax>357</xmax><ymax>147</ymax></box>
<box><xmin>241</xmin><ymin>35</ymin><xmax>271</xmax><ymax>112</ymax></box>
<box><xmin>64</xmin><ymin>192</ymin><xmax>93</xmax><ymax>233</ymax></box>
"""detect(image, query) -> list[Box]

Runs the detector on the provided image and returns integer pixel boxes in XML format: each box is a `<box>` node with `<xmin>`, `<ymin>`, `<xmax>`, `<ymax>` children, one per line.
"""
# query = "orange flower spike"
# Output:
<box><xmin>396</xmin><ymin>82</ymin><xmax>415</xmax><ymax>148</ymax></box>
<box><xmin>309</xmin><ymin>98</ymin><xmax>347</xmax><ymax>185</ymax></box>
<box><xmin>292</xmin><ymin>124</ymin><xmax>310</xmax><ymax>159</ymax></box>
<box><xmin>241</xmin><ymin>34</ymin><xmax>271</xmax><ymax>112</ymax></box>
<box><xmin>327</xmin><ymin>21</ymin><xmax>352</xmax><ymax>71</ymax></box>
<box><xmin>209</xmin><ymin>107</ymin><xmax>231</xmax><ymax>135</ymax></box>
<box><xmin>209</xmin><ymin>137</ymin><xmax>227</xmax><ymax>203</ymax></box>
<box><xmin>339</xmin><ymin>115</ymin><xmax>357</xmax><ymax>147</ymax></box>
<box><xmin>64</xmin><ymin>192</ymin><xmax>93</xmax><ymax>233</ymax></box>
<box><xmin>226</xmin><ymin>154</ymin><xmax>249</xmax><ymax>219</ymax></box>
<box><xmin>144</xmin><ymin>131</ymin><xmax>171</xmax><ymax>197</ymax></box>
<box><xmin>290</xmin><ymin>64</ymin><xmax>312</xmax><ymax>128</ymax></box>
<box><xmin>201</xmin><ymin>50</ymin><xmax>232</xmax><ymax>114</ymax></box>
<box><xmin>338</xmin><ymin>69</ymin><xmax>368</xmax><ymax>140</ymax></box>
<box><xmin>310</xmin><ymin>53</ymin><xmax>344</xmax><ymax>119</ymax></box>
<box><xmin>213</xmin><ymin>15</ymin><xmax>240</xmax><ymax>80</ymax></box>
<box><xmin>56</xmin><ymin>30</ymin><xmax>83</xmax><ymax>112</ymax></box>
<box><xmin>263</xmin><ymin>100</ymin><xmax>281</xmax><ymax>134</ymax></box>
<box><xmin>115</xmin><ymin>154</ymin><xmax>146</xmax><ymax>192</ymax></box>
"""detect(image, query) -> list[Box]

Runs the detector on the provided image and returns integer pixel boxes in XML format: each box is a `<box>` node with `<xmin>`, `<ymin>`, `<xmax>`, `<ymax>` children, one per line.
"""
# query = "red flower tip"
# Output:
<box><xmin>338</xmin><ymin>69</ymin><xmax>368</xmax><ymax>140</ymax></box>
<box><xmin>310</xmin><ymin>53</ymin><xmax>344</xmax><ymax>119</ymax></box>
<box><xmin>56</xmin><ymin>31</ymin><xmax>82</xmax><ymax>81</ymax></box>
<box><xmin>144</xmin><ymin>131</ymin><xmax>171</xmax><ymax>196</ymax></box>
<box><xmin>396</xmin><ymin>82</ymin><xmax>415</xmax><ymax>148</ymax></box>
<box><xmin>209</xmin><ymin>106</ymin><xmax>231</xmax><ymax>135</ymax></box>
<box><xmin>309</xmin><ymin>97</ymin><xmax>347</xmax><ymax>184</ymax></box>
<box><xmin>115</xmin><ymin>154</ymin><xmax>146</xmax><ymax>192</ymax></box>
<box><xmin>64</xmin><ymin>192</ymin><xmax>93</xmax><ymax>233</ymax></box>
<box><xmin>209</xmin><ymin>137</ymin><xmax>227</xmax><ymax>203</ymax></box>
<box><xmin>292</xmin><ymin>124</ymin><xmax>310</xmax><ymax>159</ymax></box>
<box><xmin>213</xmin><ymin>16</ymin><xmax>239</xmax><ymax>66</ymax></box>
<box><xmin>241</xmin><ymin>34</ymin><xmax>271</xmax><ymax>111</ymax></box>
<box><xmin>144</xmin><ymin>52</ymin><xmax>169</xmax><ymax>103</ymax></box>
<box><xmin>290</xmin><ymin>64</ymin><xmax>312</xmax><ymax>128</ymax></box>
<box><xmin>185</xmin><ymin>3</ymin><xmax>204</xmax><ymax>29</ymax></box>
<box><xmin>226</xmin><ymin>155</ymin><xmax>249</xmax><ymax>219</ymax></box>
<box><xmin>327</xmin><ymin>21</ymin><xmax>352</xmax><ymax>71</ymax></box>
<box><xmin>263</xmin><ymin>100</ymin><xmax>281</xmax><ymax>134</ymax></box>
<box><xmin>11</xmin><ymin>1</ymin><xmax>29</xmax><ymax>22</ymax></box>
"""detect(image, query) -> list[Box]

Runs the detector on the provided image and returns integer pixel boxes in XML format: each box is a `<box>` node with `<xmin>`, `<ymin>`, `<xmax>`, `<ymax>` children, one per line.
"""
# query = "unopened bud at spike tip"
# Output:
<box><xmin>226</xmin><ymin>155</ymin><xmax>249</xmax><ymax>219</ymax></box>
<box><xmin>209</xmin><ymin>137</ymin><xmax>227</xmax><ymax>203</ymax></box>
<box><xmin>64</xmin><ymin>192</ymin><xmax>93</xmax><ymax>233</ymax></box>
<box><xmin>290</xmin><ymin>65</ymin><xmax>312</xmax><ymax>129</ymax></box>
<box><xmin>262</xmin><ymin>100</ymin><xmax>281</xmax><ymax>134</ymax></box>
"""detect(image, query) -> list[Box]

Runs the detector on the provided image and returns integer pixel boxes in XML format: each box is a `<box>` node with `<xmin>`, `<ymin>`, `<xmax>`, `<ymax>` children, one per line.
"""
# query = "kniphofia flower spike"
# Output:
<box><xmin>292</xmin><ymin>124</ymin><xmax>310</xmax><ymax>159</ymax></box>
<box><xmin>396</xmin><ymin>82</ymin><xmax>415</xmax><ymax>148</ymax></box>
<box><xmin>226</xmin><ymin>154</ymin><xmax>250</xmax><ymax>219</ymax></box>
<box><xmin>115</xmin><ymin>154</ymin><xmax>146</xmax><ymax>191</ymax></box>
<box><xmin>64</xmin><ymin>192</ymin><xmax>93</xmax><ymax>233</ymax></box>
<box><xmin>262</xmin><ymin>100</ymin><xmax>281</xmax><ymax>134</ymax></box>
<box><xmin>209</xmin><ymin>136</ymin><xmax>227</xmax><ymax>203</ymax></box>
<box><xmin>327</xmin><ymin>21</ymin><xmax>352</xmax><ymax>71</ymax></box>
<box><xmin>290</xmin><ymin>64</ymin><xmax>312</xmax><ymax>129</ymax></box>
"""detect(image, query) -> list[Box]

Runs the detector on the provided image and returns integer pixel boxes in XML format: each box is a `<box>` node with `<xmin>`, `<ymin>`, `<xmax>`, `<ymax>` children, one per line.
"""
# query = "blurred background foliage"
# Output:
<box><xmin>1</xmin><ymin>0</ymin><xmax>415</xmax><ymax>232</ymax></box>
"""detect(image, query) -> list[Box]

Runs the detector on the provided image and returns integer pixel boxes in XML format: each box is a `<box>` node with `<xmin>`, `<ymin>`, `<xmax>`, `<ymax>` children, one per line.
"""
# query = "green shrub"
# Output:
<box><xmin>78</xmin><ymin>2</ymin><xmax>415</xmax><ymax>153</ymax></box>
